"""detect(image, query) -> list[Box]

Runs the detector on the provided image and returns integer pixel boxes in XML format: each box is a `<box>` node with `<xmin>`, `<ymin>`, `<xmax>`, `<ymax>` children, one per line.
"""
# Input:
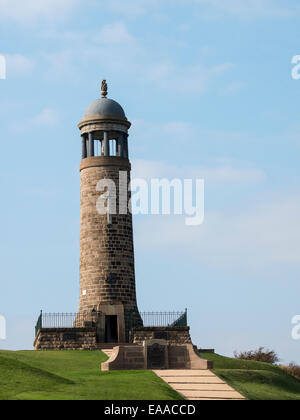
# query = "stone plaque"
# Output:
<box><xmin>147</xmin><ymin>343</ymin><xmax>166</xmax><ymax>369</ymax></box>
<box><xmin>153</xmin><ymin>331</ymin><xmax>169</xmax><ymax>341</ymax></box>
<box><xmin>63</xmin><ymin>332</ymin><xmax>78</xmax><ymax>341</ymax></box>
<box><xmin>106</xmin><ymin>273</ymin><xmax>118</xmax><ymax>284</ymax></box>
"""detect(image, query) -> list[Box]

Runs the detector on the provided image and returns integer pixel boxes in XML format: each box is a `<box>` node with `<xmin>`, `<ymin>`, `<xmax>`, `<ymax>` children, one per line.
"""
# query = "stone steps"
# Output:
<box><xmin>154</xmin><ymin>370</ymin><xmax>246</xmax><ymax>401</ymax></box>
<box><xmin>98</xmin><ymin>343</ymin><xmax>137</xmax><ymax>350</ymax></box>
<box><xmin>100</xmin><ymin>343</ymin><xmax>138</xmax><ymax>359</ymax></box>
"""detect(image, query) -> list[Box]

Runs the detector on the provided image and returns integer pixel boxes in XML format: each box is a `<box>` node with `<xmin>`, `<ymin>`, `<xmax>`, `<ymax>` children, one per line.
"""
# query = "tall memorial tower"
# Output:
<box><xmin>77</xmin><ymin>81</ymin><xmax>142</xmax><ymax>342</ymax></box>
<box><xmin>34</xmin><ymin>82</ymin><xmax>213</xmax><ymax>373</ymax></box>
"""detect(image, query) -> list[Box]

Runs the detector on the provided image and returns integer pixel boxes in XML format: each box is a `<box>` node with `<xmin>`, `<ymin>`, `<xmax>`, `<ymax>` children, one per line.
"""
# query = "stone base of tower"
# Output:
<box><xmin>34</xmin><ymin>325</ymin><xmax>213</xmax><ymax>371</ymax></box>
<box><xmin>101</xmin><ymin>344</ymin><xmax>213</xmax><ymax>371</ymax></box>
<box><xmin>33</xmin><ymin>326</ymin><xmax>191</xmax><ymax>351</ymax></box>
<box><xmin>34</xmin><ymin>327</ymin><xmax>137</xmax><ymax>351</ymax></box>
<box><xmin>34</xmin><ymin>328</ymin><xmax>98</xmax><ymax>351</ymax></box>
<box><xmin>101</xmin><ymin>330</ymin><xmax>213</xmax><ymax>371</ymax></box>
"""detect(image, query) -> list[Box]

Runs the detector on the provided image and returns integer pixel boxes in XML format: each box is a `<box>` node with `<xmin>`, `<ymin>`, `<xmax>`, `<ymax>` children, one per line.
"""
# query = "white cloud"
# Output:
<box><xmin>0</xmin><ymin>0</ymin><xmax>80</xmax><ymax>24</ymax></box>
<box><xmin>43</xmin><ymin>50</ymin><xmax>75</xmax><ymax>79</ymax></box>
<box><xmin>42</xmin><ymin>23</ymin><xmax>142</xmax><ymax>81</ymax></box>
<box><xmin>132</xmin><ymin>158</ymin><xmax>264</xmax><ymax>187</ymax></box>
<box><xmin>106</xmin><ymin>0</ymin><xmax>300</xmax><ymax>20</ymax></box>
<box><xmin>41</xmin><ymin>16</ymin><xmax>233</xmax><ymax>94</ymax></box>
<box><xmin>106</xmin><ymin>0</ymin><xmax>160</xmax><ymax>17</ymax></box>
<box><xmin>12</xmin><ymin>108</ymin><xmax>59</xmax><ymax>133</ymax></box>
<box><xmin>146</xmin><ymin>60</ymin><xmax>232</xmax><ymax>94</ymax></box>
<box><xmin>161</xmin><ymin>122</ymin><xmax>196</xmax><ymax>138</ymax></box>
<box><xmin>221</xmin><ymin>81</ymin><xmax>246</xmax><ymax>95</ymax></box>
<box><xmin>212</xmin><ymin>62</ymin><xmax>234</xmax><ymax>74</ymax></box>
<box><xmin>103</xmin><ymin>0</ymin><xmax>300</xmax><ymax>20</ymax></box>
<box><xmin>32</xmin><ymin>108</ymin><xmax>59</xmax><ymax>127</ymax></box>
<box><xmin>135</xmin><ymin>190</ymin><xmax>300</xmax><ymax>279</ymax></box>
<box><xmin>95</xmin><ymin>23</ymin><xmax>134</xmax><ymax>44</ymax></box>
<box><xmin>192</xmin><ymin>0</ymin><xmax>300</xmax><ymax>19</ymax></box>
<box><xmin>1</xmin><ymin>0</ymin><xmax>296</xmax><ymax>25</ymax></box>
<box><xmin>5</xmin><ymin>54</ymin><xmax>34</xmax><ymax>75</ymax></box>
<box><xmin>39</xmin><ymin>17</ymin><xmax>234</xmax><ymax>95</ymax></box>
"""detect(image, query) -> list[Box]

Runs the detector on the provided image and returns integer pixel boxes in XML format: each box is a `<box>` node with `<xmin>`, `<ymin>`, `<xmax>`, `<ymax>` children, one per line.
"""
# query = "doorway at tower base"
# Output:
<box><xmin>94</xmin><ymin>303</ymin><xmax>127</xmax><ymax>343</ymax></box>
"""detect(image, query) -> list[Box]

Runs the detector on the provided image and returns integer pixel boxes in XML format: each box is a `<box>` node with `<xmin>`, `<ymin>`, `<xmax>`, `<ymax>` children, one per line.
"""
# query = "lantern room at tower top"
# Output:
<box><xmin>78</xmin><ymin>80</ymin><xmax>131</xmax><ymax>159</ymax></box>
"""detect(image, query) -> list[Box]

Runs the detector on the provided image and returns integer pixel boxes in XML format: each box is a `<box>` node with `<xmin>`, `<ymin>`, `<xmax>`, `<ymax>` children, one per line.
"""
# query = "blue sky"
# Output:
<box><xmin>0</xmin><ymin>0</ymin><xmax>300</xmax><ymax>363</ymax></box>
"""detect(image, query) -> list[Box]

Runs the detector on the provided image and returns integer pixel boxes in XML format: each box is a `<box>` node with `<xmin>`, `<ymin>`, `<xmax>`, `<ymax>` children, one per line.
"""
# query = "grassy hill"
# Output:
<box><xmin>1</xmin><ymin>349</ymin><xmax>299</xmax><ymax>400</ymax></box>
<box><xmin>199</xmin><ymin>352</ymin><xmax>300</xmax><ymax>400</ymax></box>
<box><xmin>0</xmin><ymin>350</ymin><xmax>182</xmax><ymax>400</ymax></box>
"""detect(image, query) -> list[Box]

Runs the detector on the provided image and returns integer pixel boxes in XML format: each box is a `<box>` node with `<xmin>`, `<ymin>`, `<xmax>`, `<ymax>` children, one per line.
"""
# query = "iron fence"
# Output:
<box><xmin>34</xmin><ymin>311</ymin><xmax>103</xmax><ymax>336</ymax></box>
<box><xmin>140</xmin><ymin>311</ymin><xmax>187</xmax><ymax>327</ymax></box>
<box><xmin>35</xmin><ymin>309</ymin><xmax>188</xmax><ymax>337</ymax></box>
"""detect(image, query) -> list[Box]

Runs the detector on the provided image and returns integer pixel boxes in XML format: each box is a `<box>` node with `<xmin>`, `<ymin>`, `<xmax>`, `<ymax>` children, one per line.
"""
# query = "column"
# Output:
<box><xmin>103</xmin><ymin>131</ymin><xmax>110</xmax><ymax>156</ymax></box>
<box><xmin>117</xmin><ymin>133</ymin><xmax>123</xmax><ymax>157</ymax></box>
<box><xmin>81</xmin><ymin>134</ymin><xmax>87</xmax><ymax>159</ymax></box>
<box><xmin>88</xmin><ymin>132</ymin><xmax>94</xmax><ymax>157</ymax></box>
<box><xmin>124</xmin><ymin>134</ymin><xmax>129</xmax><ymax>159</ymax></box>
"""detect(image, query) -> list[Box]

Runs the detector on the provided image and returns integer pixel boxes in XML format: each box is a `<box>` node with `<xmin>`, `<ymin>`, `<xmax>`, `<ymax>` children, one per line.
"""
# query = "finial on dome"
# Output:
<box><xmin>101</xmin><ymin>80</ymin><xmax>108</xmax><ymax>98</ymax></box>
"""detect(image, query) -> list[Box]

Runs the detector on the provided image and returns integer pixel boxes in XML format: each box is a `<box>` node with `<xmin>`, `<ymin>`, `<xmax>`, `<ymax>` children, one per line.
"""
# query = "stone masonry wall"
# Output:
<box><xmin>34</xmin><ymin>328</ymin><xmax>98</xmax><ymax>351</ymax></box>
<box><xmin>79</xmin><ymin>157</ymin><xmax>142</xmax><ymax>329</ymax></box>
<box><xmin>132</xmin><ymin>327</ymin><xmax>192</xmax><ymax>345</ymax></box>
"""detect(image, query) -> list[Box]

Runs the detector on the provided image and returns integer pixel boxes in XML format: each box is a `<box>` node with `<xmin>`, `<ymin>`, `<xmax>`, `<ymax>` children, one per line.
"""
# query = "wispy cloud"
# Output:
<box><xmin>135</xmin><ymin>190</ymin><xmax>300</xmax><ymax>279</ymax></box>
<box><xmin>195</xmin><ymin>0</ymin><xmax>300</xmax><ymax>19</ymax></box>
<box><xmin>0</xmin><ymin>0</ymin><xmax>297</xmax><ymax>26</ymax></box>
<box><xmin>40</xmin><ymin>22</ymin><xmax>232</xmax><ymax>95</ymax></box>
<box><xmin>0</xmin><ymin>0</ymin><xmax>80</xmax><ymax>24</ymax></box>
<box><xmin>95</xmin><ymin>23</ymin><xmax>134</xmax><ymax>44</ymax></box>
<box><xmin>145</xmin><ymin>60</ymin><xmax>233</xmax><ymax>94</ymax></box>
<box><xmin>105</xmin><ymin>0</ymin><xmax>160</xmax><ymax>17</ymax></box>
<box><xmin>221</xmin><ymin>81</ymin><xmax>246</xmax><ymax>95</ymax></box>
<box><xmin>5</xmin><ymin>54</ymin><xmax>34</xmax><ymax>75</ymax></box>
<box><xmin>105</xmin><ymin>0</ymin><xmax>300</xmax><ymax>20</ymax></box>
<box><xmin>31</xmin><ymin>108</ymin><xmax>59</xmax><ymax>127</ymax></box>
<box><xmin>12</xmin><ymin>108</ymin><xmax>59</xmax><ymax>132</ymax></box>
<box><xmin>132</xmin><ymin>158</ymin><xmax>264</xmax><ymax>187</ymax></box>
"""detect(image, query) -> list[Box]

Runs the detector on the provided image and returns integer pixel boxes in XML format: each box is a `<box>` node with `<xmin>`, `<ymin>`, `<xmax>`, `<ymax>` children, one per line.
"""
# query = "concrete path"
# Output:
<box><xmin>154</xmin><ymin>370</ymin><xmax>246</xmax><ymax>401</ymax></box>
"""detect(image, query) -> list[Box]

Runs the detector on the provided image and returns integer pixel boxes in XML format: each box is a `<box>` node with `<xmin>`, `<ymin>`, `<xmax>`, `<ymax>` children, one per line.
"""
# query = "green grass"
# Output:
<box><xmin>199</xmin><ymin>352</ymin><xmax>300</xmax><ymax>400</ymax></box>
<box><xmin>2</xmin><ymin>349</ymin><xmax>299</xmax><ymax>400</ymax></box>
<box><xmin>0</xmin><ymin>350</ymin><xmax>183</xmax><ymax>400</ymax></box>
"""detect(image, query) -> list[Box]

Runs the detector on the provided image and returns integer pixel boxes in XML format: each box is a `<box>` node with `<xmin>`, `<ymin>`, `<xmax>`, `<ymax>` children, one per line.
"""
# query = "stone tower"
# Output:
<box><xmin>78</xmin><ymin>81</ymin><xmax>142</xmax><ymax>343</ymax></box>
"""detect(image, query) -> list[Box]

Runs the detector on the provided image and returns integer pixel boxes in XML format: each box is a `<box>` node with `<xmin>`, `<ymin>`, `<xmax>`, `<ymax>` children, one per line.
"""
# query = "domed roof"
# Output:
<box><xmin>84</xmin><ymin>97</ymin><xmax>126</xmax><ymax>119</ymax></box>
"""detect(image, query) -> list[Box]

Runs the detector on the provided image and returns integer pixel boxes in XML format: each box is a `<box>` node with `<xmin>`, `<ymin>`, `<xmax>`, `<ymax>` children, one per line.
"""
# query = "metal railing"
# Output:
<box><xmin>34</xmin><ymin>311</ymin><xmax>103</xmax><ymax>336</ymax></box>
<box><xmin>35</xmin><ymin>309</ymin><xmax>188</xmax><ymax>336</ymax></box>
<box><xmin>140</xmin><ymin>310</ymin><xmax>187</xmax><ymax>327</ymax></box>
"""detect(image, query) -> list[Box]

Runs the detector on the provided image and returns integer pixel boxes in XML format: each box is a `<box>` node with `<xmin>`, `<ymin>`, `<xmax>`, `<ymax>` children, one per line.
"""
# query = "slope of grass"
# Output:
<box><xmin>2</xmin><ymin>349</ymin><xmax>299</xmax><ymax>400</ymax></box>
<box><xmin>199</xmin><ymin>352</ymin><xmax>300</xmax><ymax>400</ymax></box>
<box><xmin>0</xmin><ymin>350</ymin><xmax>182</xmax><ymax>400</ymax></box>
<box><xmin>0</xmin><ymin>354</ymin><xmax>73</xmax><ymax>400</ymax></box>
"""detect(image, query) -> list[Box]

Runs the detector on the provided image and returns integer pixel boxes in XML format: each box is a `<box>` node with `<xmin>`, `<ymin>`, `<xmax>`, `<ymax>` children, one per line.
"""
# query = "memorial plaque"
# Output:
<box><xmin>153</xmin><ymin>331</ymin><xmax>169</xmax><ymax>340</ymax></box>
<box><xmin>106</xmin><ymin>273</ymin><xmax>118</xmax><ymax>284</ymax></box>
<box><xmin>147</xmin><ymin>343</ymin><xmax>166</xmax><ymax>369</ymax></box>
<box><xmin>63</xmin><ymin>332</ymin><xmax>78</xmax><ymax>341</ymax></box>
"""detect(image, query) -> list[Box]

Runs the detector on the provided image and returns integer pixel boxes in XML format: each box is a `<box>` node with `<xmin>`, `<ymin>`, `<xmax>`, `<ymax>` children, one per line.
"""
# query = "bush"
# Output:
<box><xmin>280</xmin><ymin>363</ymin><xmax>300</xmax><ymax>381</ymax></box>
<box><xmin>234</xmin><ymin>347</ymin><xmax>279</xmax><ymax>364</ymax></box>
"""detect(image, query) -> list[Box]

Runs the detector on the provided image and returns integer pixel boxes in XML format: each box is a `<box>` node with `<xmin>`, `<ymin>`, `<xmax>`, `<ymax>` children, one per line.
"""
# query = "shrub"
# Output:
<box><xmin>234</xmin><ymin>347</ymin><xmax>279</xmax><ymax>364</ymax></box>
<box><xmin>280</xmin><ymin>363</ymin><xmax>300</xmax><ymax>381</ymax></box>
